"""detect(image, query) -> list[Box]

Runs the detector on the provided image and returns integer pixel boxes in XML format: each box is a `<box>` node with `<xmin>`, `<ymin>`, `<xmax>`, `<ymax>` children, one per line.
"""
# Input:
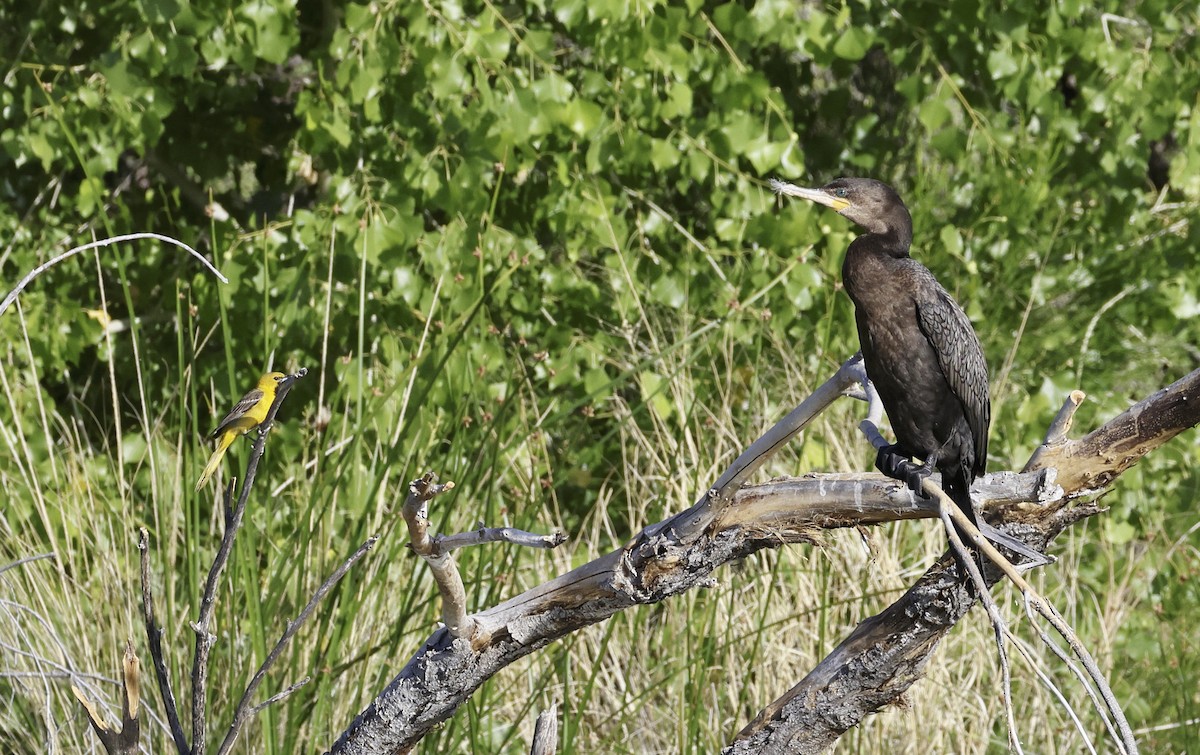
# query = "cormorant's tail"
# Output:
<box><xmin>940</xmin><ymin>463</ymin><xmax>986</xmax><ymax>588</ymax></box>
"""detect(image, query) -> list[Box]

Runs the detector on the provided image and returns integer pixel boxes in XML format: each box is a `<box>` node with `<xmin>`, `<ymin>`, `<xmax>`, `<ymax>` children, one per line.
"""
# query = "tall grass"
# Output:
<box><xmin>1</xmin><ymin>214</ymin><xmax>1197</xmax><ymax>755</ymax></box>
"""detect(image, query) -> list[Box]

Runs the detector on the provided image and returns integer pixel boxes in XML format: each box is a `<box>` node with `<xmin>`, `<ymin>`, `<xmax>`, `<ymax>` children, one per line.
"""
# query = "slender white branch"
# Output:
<box><xmin>1</xmin><ymin>233</ymin><xmax>227</xmax><ymax>318</ymax></box>
<box><xmin>251</xmin><ymin>677</ymin><xmax>311</xmax><ymax>714</ymax></box>
<box><xmin>437</xmin><ymin>528</ymin><xmax>566</xmax><ymax>552</ymax></box>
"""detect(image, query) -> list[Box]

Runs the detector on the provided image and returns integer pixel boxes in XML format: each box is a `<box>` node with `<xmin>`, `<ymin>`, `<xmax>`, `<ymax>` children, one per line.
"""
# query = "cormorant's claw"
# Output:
<box><xmin>875</xmin><ymin>444</ymin><xmax>932</xmax><ymax>497</ymax></box>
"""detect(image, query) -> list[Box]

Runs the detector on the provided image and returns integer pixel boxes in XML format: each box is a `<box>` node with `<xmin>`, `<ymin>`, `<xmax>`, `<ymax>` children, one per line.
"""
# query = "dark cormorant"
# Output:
<box><xmin>778</xmin><ymin>177</ymin><xmax>997</xmax><ymax>576</ymax></box>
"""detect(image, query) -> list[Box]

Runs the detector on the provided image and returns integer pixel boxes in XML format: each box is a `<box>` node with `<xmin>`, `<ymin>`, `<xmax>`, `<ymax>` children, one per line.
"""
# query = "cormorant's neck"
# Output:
<box><xmin>847</xmin><ymin>225</ymin><xmax>912</xmax><ymax>259</ymax></box>
<box><xmin>846</xmin><ymin>203</ymin><xmax>913</xmax><ymax>258</ymax></box>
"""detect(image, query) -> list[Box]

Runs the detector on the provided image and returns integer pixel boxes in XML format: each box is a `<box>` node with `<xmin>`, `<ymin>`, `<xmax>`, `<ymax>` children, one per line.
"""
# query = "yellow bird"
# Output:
<box><xmin>195</xmin><ymin>372</ymin><xmax>287</xmax><ymax>490</ymax></box>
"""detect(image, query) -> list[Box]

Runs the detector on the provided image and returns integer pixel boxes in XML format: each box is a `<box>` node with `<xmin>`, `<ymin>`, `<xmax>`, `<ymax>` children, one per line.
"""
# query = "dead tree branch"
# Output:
<box><xmin>402</xmin><ymin>473</ymin><xmax>473</xmax><ymax>638</ymax></box>
<box><xmin>401</xmin><ymin>472</ymin><xmax>568</xmax><ymax>639</ymax></box>
<box><xmin>1024</xmin><ymin>368</ymin><xmax>1200</xmax><ymax>489</ymax></box>
<box><xmin>724</xmin><ymin>368</ymin><xmax>1200</xmax><ymax>754</ymax></box>
<box><xmin>328</xmin><ymin>364</ymin><xmax>1200</xmax><ymax>755</ymax></box>
<box><xmin>530</xmin><ymin>704</ymin><xmax>558</xmax><ymax>755</ymax></box>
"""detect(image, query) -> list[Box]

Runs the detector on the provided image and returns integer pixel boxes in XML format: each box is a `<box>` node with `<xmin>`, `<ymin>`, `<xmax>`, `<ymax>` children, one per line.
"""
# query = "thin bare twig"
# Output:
<box><xmin>1024</xmin><ymin>594</ymin><xmax>1134</xmax><ymax>754</ymax></box>
<box><xmin>938</xmin><ymin>502</ymin><xmax>1022</xmax><ymax>755</ymax></box>
<box><xmin>1008</xmin><ymin>633</ymin><xmax>1099</xmax><ymax>754</ymax></box>
<box><xmin>0</xmin><ymin>232</ymin><xmax>227</xmax><ymax>318</ymax></box>
<box><xmin>0</xmin><ymin>551</ymin><xmax>56</xmax><ymax>577</ymax></box>
<box><xmin>191</xmin><ymin>368</ymin><xmax>307</xmax><ymax>755</ymax></box>
<box><xmin>251</xmin><ymin>677</ymin><xmax>312</xmax><ymax>715</ymax></box>
<box><xmin>217</xmin><ymin>536</ymin><xmax>377</xmax><ymax>755</ymax></box>
<box><xmin>139</xmin><ymin>529</ymin><xmax>188</xmax><ymax>755</ymax></box>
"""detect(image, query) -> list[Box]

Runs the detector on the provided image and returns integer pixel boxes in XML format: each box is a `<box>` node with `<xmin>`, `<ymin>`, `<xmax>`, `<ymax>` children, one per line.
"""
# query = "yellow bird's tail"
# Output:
<box><xmin>195</xmin><ymin>432</ymin><xmax>238</xmax><ymax>491</ymax></box>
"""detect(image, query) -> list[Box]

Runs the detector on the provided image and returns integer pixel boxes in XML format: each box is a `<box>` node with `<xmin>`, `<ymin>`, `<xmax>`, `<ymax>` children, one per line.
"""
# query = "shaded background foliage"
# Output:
<box><xmin>2</xmin><ymin>0</ymin><xmax>1198</xmax><ymax>752</ymax></box>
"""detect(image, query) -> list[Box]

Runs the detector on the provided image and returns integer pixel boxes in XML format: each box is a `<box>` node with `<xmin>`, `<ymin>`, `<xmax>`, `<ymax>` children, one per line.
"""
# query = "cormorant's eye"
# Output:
<box><xmin>834</xmin><ymin>188</ymin><xmax>849</xmax><ymax>198</ymax></box>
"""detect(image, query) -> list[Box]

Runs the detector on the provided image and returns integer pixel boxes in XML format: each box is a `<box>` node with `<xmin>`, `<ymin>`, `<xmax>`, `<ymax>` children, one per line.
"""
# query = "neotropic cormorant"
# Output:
<box><xmin>777</xmin><ymin>178</ymin><xmax>998</xmax><ymax>577</ymax></box>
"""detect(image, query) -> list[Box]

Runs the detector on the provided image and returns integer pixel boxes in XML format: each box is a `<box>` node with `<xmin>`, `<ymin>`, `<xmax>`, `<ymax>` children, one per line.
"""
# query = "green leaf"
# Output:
<box><xmin>240</xmin><ymin>0</ymin><xmax>299</xmax><ymax>64</ymax></box>
<box><xmin>987</xmin><ymin>47</ymin><xmax>1020</xmax><ymax>79</ymax></box>
<box><xmin>560</xmin><ymin>98</ymin><xmax>603</xmax><ymax>137</ymax></box>
<box><xmin>918</xmin><ymin>98</ymin><xmax>952</xmax><ymax>131</ymax></box>
<box><xmin>638</xmin><ymin>370</ymin><xmax>673</xmax><ymax>422</ymax></box>
<box><xmin>832</xmin><ymin>26</ymin><xmax>872</xmax><ymax>61</ymax></box>
<box><xmin>938</xmin><ymin>225</ymin><xmax>963</xmax><ymax>257</ymax></box>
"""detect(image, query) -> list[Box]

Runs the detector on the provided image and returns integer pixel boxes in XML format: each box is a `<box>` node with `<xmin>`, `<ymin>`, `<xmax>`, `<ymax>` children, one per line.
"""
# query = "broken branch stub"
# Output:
<box><xmin>1025</xmin><ymin>367</ymin><xmax>1200</xmax><ymax>491</ymax></box>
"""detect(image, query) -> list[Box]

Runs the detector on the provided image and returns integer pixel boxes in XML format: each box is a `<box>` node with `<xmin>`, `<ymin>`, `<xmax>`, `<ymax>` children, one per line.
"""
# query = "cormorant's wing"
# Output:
<box><xmin>208</xmin><ymin>388</ymin><xmax>265</xmax><ymax>439</ymax></box>
<box><xmin>914</xmin><ymin>286</ymin><xmax>991</xmax><ymax>476</ymax></box>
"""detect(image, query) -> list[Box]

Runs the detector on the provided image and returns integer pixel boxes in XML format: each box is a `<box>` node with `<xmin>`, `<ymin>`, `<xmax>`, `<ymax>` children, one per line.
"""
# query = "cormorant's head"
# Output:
<box><xmin>773</xmin><ymin>177</ymin><xmax>911</xmax><ymax>240</ymax></box>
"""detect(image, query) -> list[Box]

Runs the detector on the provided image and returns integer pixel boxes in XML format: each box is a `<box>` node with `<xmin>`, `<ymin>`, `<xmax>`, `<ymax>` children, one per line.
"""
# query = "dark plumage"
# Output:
<box><xmin>781</xmin><ymin>177</ymin><xmax>990</xmax><ymax>574</ymax></box>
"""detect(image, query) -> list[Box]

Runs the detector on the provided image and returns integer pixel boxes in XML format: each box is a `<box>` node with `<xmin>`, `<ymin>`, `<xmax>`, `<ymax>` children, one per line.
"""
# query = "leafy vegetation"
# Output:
<box><xmin>2</xmin><ymin>0</ymin><xmax>1198</xmax><ymax>752</ymax></box>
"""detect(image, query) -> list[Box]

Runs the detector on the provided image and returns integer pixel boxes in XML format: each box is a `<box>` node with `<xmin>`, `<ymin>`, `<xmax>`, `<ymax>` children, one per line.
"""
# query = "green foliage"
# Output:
<box><xmin>1</xmin><ymin>0</ymin><xmax>1199</xmax><ymax>752</ymax></box>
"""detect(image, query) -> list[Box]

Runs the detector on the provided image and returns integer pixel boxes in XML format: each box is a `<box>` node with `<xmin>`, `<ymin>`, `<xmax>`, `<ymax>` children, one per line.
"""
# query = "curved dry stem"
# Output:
<box><xmin>1009</xmin><ymin>633</ymin><xmax>1099</xmax><ymax>755</ymax></box>
<box><xmin>1023</xmin><ymin>596</ymin><xmax>1133</xmax><ymax>755</ymax></box>
<box><xmin>0</xmin><ymin>232</ymin><xmax>227</xmax><ymax>318</ymax></box>
<box><xmin>0</xmin><ymin>551</ymin><xmax>56</xmax><ymax>577</ymax></box>
<box><xmin>938</xmin><ymin>504</ymin><xmax>1021</xmax><ymax>755</ymax></box>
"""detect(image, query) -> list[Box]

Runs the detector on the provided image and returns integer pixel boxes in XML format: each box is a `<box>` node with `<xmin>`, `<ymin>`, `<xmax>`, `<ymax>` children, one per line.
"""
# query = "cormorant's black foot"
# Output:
<box><xmin>875</xmin><ymin>444</ymin><xmax>932</xmax><ymax>496</ymax></box>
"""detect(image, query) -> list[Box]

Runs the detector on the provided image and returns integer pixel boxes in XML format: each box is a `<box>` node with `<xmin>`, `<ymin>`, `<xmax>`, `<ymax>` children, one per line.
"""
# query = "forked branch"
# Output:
<box><xmin>400</xmin><ymin>472</ymin><xmax>568</xmax><ymax>639</ymax></box>
<box><xmin>329</xmin><ymin>362</ymin><xmax>1200</xmax><ymax>754</ymax></box>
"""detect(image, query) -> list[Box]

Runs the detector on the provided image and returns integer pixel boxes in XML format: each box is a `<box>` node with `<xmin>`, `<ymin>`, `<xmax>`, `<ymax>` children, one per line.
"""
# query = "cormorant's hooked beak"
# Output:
<box><xmin>769</xmin><ymin>179</ymin><xmax>851</xmax><ymax>212</ymax></box>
